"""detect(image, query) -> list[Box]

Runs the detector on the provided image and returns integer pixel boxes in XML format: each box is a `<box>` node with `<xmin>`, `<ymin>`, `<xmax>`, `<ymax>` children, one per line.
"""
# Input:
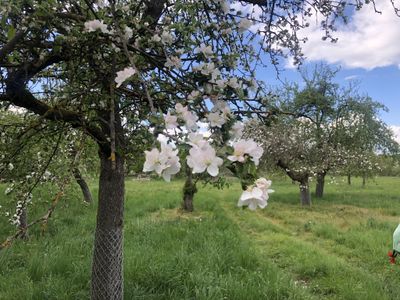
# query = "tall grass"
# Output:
<box><xmin>0</xmin><ymin>176</ymin><xmax>399</xmax><ymax>299</ymax></box>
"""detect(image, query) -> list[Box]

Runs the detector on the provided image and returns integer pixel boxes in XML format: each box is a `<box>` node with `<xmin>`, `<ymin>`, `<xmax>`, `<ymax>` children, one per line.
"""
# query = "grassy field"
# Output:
<box><xmin>0</xmin><ymin>176</ymin><xmax>400</xmax><ymax>299</ymax></box>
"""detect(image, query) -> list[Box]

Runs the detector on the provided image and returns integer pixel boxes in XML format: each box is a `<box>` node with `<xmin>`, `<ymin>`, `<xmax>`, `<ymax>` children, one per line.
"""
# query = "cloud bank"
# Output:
<box><xmin>293</xmin><ymin>1</ymin><xmax>400</xmax><ymax>70</ymax></box>
<box><xmin>390</xmin><ymin>125</ymin><xmax>400</xmax><ymax>145</ymax></box>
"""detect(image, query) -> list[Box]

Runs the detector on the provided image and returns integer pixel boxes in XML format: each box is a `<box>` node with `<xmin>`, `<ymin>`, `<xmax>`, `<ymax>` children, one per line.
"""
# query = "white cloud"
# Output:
<box><xmin>344</xmin><ymin>75</ymin><xmax>359</xmax><ymax>81</ymax></box>
<box><xmin>294</xmin><ymin>1</ymin><xmax>400</xmax><ymax>70</ymax></box>
<box><xmin>390</xmin><ymin>125</ymin><xmax>400</xmax><ymax>145</ymax></box>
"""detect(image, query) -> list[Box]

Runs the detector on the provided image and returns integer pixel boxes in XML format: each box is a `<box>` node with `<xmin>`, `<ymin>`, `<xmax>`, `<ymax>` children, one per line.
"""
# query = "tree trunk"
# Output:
<box><xmin>362</xmin><ymin>174</ymin><xmax>366</xmax><ymax>188</ymax></box>
<box><xmin>347</xmin><ymin>173</ymin><xmax>351</xmax><ymax>185</ymax></box>
<box><xmin>182</xmin><ymin>169</ymin><xmax>196</xmax><ymax>212</ymax></box>
<box><xmin>18</xmin><ymin>206</ymin><xmax>28</xmax><ymax>240</ymax></box>
<box><xmin>91</xmin><ymin>151</ymin><xmax>125</xmax><ymax>300</ymax></box>
<box><xmin>73</xmin><ymin>167</ymin><xmax>93</xmax><ymax>204</ymax></box>
<box><xmin>315</xmin><ymin>171</ymin><xmax>326</xmax><ymax>198</ymax></box>
<box><xmin>300</xmin><ymin>180</ymin><xmax>311</xmax><ymax>206</ymax></box>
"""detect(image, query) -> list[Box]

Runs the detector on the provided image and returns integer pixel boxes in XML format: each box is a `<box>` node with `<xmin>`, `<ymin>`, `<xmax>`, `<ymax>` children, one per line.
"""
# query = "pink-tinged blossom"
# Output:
<box><xmin>115</xmin><ymin>67</ymin><xmax>136</xmax><ymax>87</ymax></box>
<box><xmin>218</xmin><ymin>0</ymin><xmax>230</xmax><ymax>14</ymax></box>
<box><xmin>212</xmin><ymin>100</ymin><xmax>231</xmax><ymax>117</ymax></box>
<box><xmin>161</xmin><ymin>31</ymin><xmax>174</xmax><ymax>45</ymax></box>
<box><xmin>84</xmin><ymin>20</ymin><xmax>110</xmax><ymax>34</ymax></box>
<box><xmin>165</xmin><ymin>56</ymin><xmax>182</xmax><ymax>69</ymax></box>
<box><xmin>187</xmin><ymin>132</ymin><xmax>208</xmax><ymax>148</ymax></box>
<box><xmin>175</xmin><ymin>104</ymin><xmax>198</xmax><ymax>131</ymax></box>
<box><xmin>164</xmin><ymin>112</ymin><xmax>178</xmax><ymax>130</ymax></box>
<box><xmin>143</xmin><ymin>143</ymin><xmax>181</xmax><ymax>182</ymax></box>
<box><xmin>228</xmin><ymin>139</ymin><xmax>263</xmax><ymax>165</ymax></box>
<box><xmin>237</xmin><ymin>186</ymin><xmax>267</xmax><ymax>210</ymax></box>
<box><xmin>195</xmin><ymin>43</ymin><xmax>214</xmax><ymax>57</ymax></box>
<box><xmin>188</xmin><ymin>90</ymin><xmax>201</xmax><ymax>101</ymax></box>
<box><xmin>255</xmin><ymin>177</ymin><xmax>275</xmax><ymax>198</ymax></box>
<box><xmin>238</xmin><ymin>179</ymin><xmax>273</xmax><ymax>210</ymax></box>
<box><xmin>238</xmin><ymin>18</ymin><xmax>253</xmax><ymax>33</ymax></box>
<box><xmin>227</xmin><ymin>77</ymin><xmax>240</xmax><ymax>89</ymax></box>
<box><xmin>151</xmin><ymin>35</ymin><xmax>161</xmax><ymax>42</ymax></box>
<box><xmin>175</xmin><ymin>103</ymin><xmax>188</xmax><ymax>114</ymax></box>
<box><xmin>207</xmin><ymin>112</ymin><xmax>226</xmax><ymax>128</ymax></box>
<box><xmin>215</xmin><ymin>79</ymin><xmax>226</xmax><ymax>89</ymax></box>
<box><xmin>229</xmin><ymin>121</ymin><xmax>244</xmax><ymax>139</ymax></box>
<box><xmin>200</xmin><ymin>62</ymin><xmax>216</xmax><ymax>76</ymax></box>
<box><xmin>187</xmin><ymin>143</ymin><xmax>223</xmax><ymax>176</ymax></box>
<box><xmin>182</xmin><ymin>110</ymin><xmax>199</xmax><ymax>131</ymax></box>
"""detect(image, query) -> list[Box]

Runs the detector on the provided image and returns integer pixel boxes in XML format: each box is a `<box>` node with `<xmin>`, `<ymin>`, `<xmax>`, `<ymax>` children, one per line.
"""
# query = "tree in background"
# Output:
<box><xmin>335</xmin><ymin>97</ymin><xmax>400</xmax><ymax>186</ymax></box>
<box><xmin>247</xmin><ymin>65</ymin><xmax>398</xmax><ymax>204</ymax></box>
<box><xmin>0</xmin><ymin>109</ymin><xmax>98</xmax><ymax>238</ymax></box>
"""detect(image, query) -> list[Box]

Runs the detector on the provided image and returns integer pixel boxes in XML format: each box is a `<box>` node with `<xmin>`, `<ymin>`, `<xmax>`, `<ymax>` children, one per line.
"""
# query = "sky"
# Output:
<box><xmin>255</xmin><ymin>0</ymin><xmax>400</xmax><ymax>143</ymax></box>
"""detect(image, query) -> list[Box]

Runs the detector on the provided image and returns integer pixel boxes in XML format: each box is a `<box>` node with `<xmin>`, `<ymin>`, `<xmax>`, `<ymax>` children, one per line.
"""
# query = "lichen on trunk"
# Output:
<box><xmin>315</xmin><ymin>171</ymin><xmax>326</xmax><ymax>198</ymax></box>
<box><xmin>300</xmin><ymin>180</ymin><xmax>311</xmax><ymax>206</ymax></box>
<box><xmin>182</xmin><ymin>169</ymin><xmax>197</xmax><ymax>212</ymax></box>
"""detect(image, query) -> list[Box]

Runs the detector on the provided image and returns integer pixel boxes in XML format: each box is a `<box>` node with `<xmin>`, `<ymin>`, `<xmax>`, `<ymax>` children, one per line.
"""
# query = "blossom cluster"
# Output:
<box><xmin>237</xmin><ymin>178</ymin><xmax>274</xmax><ymax>210</ymax></box>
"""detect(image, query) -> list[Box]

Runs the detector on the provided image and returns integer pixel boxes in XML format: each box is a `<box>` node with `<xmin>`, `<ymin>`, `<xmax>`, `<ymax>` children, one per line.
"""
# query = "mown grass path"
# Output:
<box><xmin>220</xmin><ymin>177</ymin><xmax>400</xmax><ymax>299</ymax></box>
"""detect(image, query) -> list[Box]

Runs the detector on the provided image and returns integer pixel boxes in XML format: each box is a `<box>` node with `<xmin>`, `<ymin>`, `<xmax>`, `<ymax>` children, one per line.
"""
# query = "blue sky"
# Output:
<box><xmin>253</xmin><ymin>0</ymin><xmax>400</xmax><ymax>142</ymax></box>
<box><xmin>259</xmin><ymin>65</ymin><xmax>400</xmax><ymax>126</ymax></box>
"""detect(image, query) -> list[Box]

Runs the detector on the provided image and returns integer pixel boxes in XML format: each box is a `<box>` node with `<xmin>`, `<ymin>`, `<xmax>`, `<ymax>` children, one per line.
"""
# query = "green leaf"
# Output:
<box><xmin>7</xmin><ymin>25</ymin><xmax>15</xmax><ymax>41</ymax></box>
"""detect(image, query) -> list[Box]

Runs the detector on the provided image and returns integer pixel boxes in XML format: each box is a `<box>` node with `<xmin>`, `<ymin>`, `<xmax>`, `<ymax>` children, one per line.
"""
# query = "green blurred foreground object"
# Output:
<box><xmin>389</xmin><ymin>224</ymin><xmax>400</xmax><ymax>264</ymax></box>
<box><xmin>394</xmin><ymin>224</ymin><xmax>400</xmax><ymax>253</ymax></box>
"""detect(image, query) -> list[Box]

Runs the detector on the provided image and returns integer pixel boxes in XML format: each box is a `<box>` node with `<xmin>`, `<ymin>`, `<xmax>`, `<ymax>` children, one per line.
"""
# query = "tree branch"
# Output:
<box><xmin>0</xmin><ymin>30</ymin><xmax>27</xmax><ymax>62</ymax></box>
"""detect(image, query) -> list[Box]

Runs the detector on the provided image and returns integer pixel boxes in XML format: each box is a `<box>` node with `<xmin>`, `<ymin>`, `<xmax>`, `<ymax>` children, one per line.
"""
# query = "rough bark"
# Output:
<box><xmin>300</xmin><ymin>180</ymin><xmax>311</xmax><ymax>206</ymax></box>
<box><xmin>315</xmin><ymin>171</ymin><xmax>326</xmax><ymax>198</ymax></box>
<box><xmin>91</xmin><ymin>151</ymin><xmax>125</xmax><ymax>300</ymax></box>
<box><xmin>73</xmin><ymin>167</ymin><xmax>93</xmax><ymax>204</ymax></box>
<box><xmin>182</xmin><ymin>169</ymin><xmax>196</xmax><ymax>212</ymax></box>
<box><xmin>347</xmin><ymin>173</ymin><xmax>351</xmax><ymax>185</ymax></box>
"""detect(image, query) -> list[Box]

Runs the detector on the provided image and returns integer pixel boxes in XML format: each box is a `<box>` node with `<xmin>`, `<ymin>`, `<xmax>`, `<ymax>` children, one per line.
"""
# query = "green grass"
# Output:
<box><xmin>0</xmin><ymin>176</ymin><xmax>399</xmax><ymax>299</ymax></box>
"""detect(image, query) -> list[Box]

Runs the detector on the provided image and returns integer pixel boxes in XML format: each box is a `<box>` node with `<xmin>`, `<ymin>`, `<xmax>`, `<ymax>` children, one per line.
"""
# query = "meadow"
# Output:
<box><xmin>0</xmin><ymin>176</ymin><xmax>400</xmax><ymax>299</ymax></box>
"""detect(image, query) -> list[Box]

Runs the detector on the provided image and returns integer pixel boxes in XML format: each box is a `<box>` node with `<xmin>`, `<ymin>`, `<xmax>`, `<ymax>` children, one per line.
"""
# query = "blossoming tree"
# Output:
<box><xmin>245</xmin><ymin>69</ymin><xmax>399</xmax><ymax>205</ymax></box>
<box><xmin>1</xmin><ymin>0</ymin><xmax>397</xmax><ymax>298</ymax></box>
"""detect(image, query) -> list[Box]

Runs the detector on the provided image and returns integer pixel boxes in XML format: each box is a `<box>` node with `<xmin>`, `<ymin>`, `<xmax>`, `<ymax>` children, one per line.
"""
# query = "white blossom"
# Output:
<box><xmin>151</xmin><ymin>34</ymin><xmax>161</xmax><ymax>42</ymax></box>
<box><xmin>255</xmin><ymin>178</ymin><xmax>274</xmax><ymax>196</ymax></box>
<box><xmin>143</xmin><ymin>143</ymin><xmax>181</xmax><ymax>182</ymax></box>
<box><xmin>115</xmin><ymin>67</ymin><xmax>136</xmax><ymax>87</ymax></box>
<box><xmin>200</xmin><ymin>62</ymin><xmax>216</xmax><ymax>76</ymax></box>
<box><xmin>175</xmin><ymin>104</ymin><xmax>198</xmax><ymax>131</ymax></box>
<box><xmin>175</xmin><ymin>103</ymin><xmax>188</xmax><ymax>114</ymax></box>
<box><xmin>164</xmin><ymin>112</ymin><xmax>178</xmax><ymax>130</ymax></box>
<box><xmin>237</xmin><ymin>186</ymin><xmax>267</xmax><ymax>210</ymax></box>
<box><xmin>219</xmin><ymin>0</ymin><xmax>230</xmax><ymax>14</ymax></box>
<box><xmin>207</xmin><ymin>112</ymin><xmax>226</xmax><ymax>128</ymax></box>
<box><xmin>188</xmin><ymin>90</ymin><xmax>201</xmax><ymax>101</ymax></box>
<box><xmin>187</xmin><ymin>132</ymin><xmax>208</xmax><ymax>148</ymax></box>
<box><xmin>182</xmin><ymin>110</ymin><xmax>199</xmax><ymax>131</ymax></box>
<box><xmin>227</xmin><ymin>77</ymin><xmax>240</xmax><ymax>89</ymax></box>
<box><xmin>238</xmin><ymin>18</ymin><xmax>253</xmax><ymax>33</ymax></box>
<box><xmin>215</xmin><ymin>79</ymin><xmax>226</xmax><ymax>89</ymax></box>
<box><xmin>165</xmin><ymin>56</ymin><xmax>182</xmax><ymax>69</ymax></box>
<box><xmin>212</xmin><ymin>100</ymin><xmax>231</xmax><ymax>117</ymax></box>
<box><xmin>124</xmin><ymin>26</ymin><xmax>133</xmax><ymax>40</ymax></box>
<box><xmin>228</xmin><ymin>139</ymin><xmax>263</xmax><ymax>165</ymax></box>
<box><xmin>84</xmin><ymin>20</ymin><xmax>110</xmax><ymax>34</ymax></box>
<box><xmin>187</xmin><ymin>143</ymin><xmax>223</xmax><ymax>176</ymax></box>
<box><xmin>161</xmin><ymin>30</ymin><xmax>174</xmax><ymax>45</ymax></box>
<box><xmin>229</xmin><ymin>121</ymin><xmax>244</xmax><ymax>139</ymax></box>
<box><xmin>195</xmin><ymin>43</ymin><xmax>213</xmax><ymax>56</ymax></box>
